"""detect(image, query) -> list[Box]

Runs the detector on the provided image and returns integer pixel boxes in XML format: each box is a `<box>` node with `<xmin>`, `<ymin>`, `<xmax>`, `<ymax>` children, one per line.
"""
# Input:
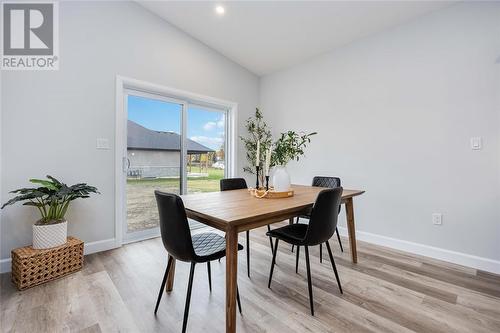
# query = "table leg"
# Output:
<box><xmin>345</xmin><ymin>198</ymin><xmax>358</xmax><ymax>263</ymax></box>
<box><xmin>226</xmin><ymin>226</ymin><xmax>238</xmax><ymax>333</ymax></box>
<box><xmin>165</xmin><ymin>254</ymin><xmax>176</xmax><ymax>292</ymax></box>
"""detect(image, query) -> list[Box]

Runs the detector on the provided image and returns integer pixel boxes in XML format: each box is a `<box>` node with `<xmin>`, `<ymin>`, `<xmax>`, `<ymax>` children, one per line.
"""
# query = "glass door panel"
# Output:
<box><xmin>186</xmin><ymin>105</ymin><xmax>227</xmax><ymax>194</ymax></box>
<box><xmin>126</xmin><ymin>93</ymin><xmax>182</xmax><ymax>236</ymax></box>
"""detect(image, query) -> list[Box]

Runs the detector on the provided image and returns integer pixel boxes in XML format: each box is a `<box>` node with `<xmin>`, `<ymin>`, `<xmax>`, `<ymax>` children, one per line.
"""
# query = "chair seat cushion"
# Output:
<box><xmin>266</xmin><ymin>223</ymin><xmax>308</xmax><ymax>245</ymax></box>
<box><xmin>192</xmin><ymin>232</ymin><xmax>243</xmax><ymax>262</ymax></box>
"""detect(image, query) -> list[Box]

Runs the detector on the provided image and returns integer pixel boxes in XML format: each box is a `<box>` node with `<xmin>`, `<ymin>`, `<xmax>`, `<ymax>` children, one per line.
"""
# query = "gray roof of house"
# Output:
<box><xmin>127</xmin><ymin>120</ymin><xmax>214</xmax><ymax>154</ymax></box>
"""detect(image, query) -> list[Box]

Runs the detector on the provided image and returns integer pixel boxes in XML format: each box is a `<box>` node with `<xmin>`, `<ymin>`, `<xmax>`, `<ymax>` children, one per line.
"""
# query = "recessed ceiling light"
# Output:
<box><xmin>215</xmin><ymin>5</ymin><xmax>225</xmax><ymax>15</ymax></box>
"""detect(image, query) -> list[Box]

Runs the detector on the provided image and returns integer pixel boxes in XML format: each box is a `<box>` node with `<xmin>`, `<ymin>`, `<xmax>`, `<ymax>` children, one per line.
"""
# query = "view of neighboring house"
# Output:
<box><xmin>127</xmin><ymin>120</ymin><xmax>214</xmax><ymax>178</ymax></box>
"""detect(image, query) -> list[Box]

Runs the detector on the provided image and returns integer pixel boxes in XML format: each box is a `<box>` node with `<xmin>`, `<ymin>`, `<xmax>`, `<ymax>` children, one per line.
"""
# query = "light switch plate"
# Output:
<box><xmin>96</xmin><ymin>138</ymin><xmax>110</xmax><ymax>150</ymax></box>
<box><xmin>470</xmin><ymin>137</ymin><xmax>482</xmax><ymax>150</ymax></box>
<box><xmin>432</xmin><ymin>213</ymin><xmax>443</xmax><ymax>225</ymax></box>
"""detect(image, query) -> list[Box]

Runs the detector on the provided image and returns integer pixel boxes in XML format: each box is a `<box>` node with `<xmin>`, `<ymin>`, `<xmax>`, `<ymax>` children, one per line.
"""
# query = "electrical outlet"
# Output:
<box><xmin>432</xmin><ymin>213</ymin><xmax>443</xmax><ymax>225</ymax></box>
<box><xmin>96</xmin><ymin>138</ymin><xmax>110</xmax><ymax>150</ymax></box>
<box><xmin>471</xmin><ymin>137</ymin><xmax>482</xmax><ymax>150</ymax></box>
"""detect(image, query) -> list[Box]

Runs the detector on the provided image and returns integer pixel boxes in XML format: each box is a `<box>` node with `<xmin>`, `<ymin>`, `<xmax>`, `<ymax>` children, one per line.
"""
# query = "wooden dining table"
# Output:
<box><xmin>167</xmin><ymin>184</ymin><xmax>364</xmax><ymax>333</ymax></box>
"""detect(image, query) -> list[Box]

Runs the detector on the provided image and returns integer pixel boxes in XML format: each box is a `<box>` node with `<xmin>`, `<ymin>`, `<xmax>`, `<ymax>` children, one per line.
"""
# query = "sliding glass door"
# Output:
<box><xmin>125</xmin><ymin>92</ymin><xmax>183</xmax><ymax>240</ymax></box>
<box><xmin>123</xmin><ymin>89</ymin><xmax>228</xmax><ymax>242</ymax></box>
<box><xmin>186</xmin><ymin>104</ymin><xmax>227</xmax><ymax>194</ymax></box>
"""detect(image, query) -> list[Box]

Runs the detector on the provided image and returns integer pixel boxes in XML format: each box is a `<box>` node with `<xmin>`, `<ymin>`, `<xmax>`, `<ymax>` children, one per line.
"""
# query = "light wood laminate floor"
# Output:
<box><xmin>2</xmin><ymin>222</ymin><xmax>500</xmax><ymax>333</ymax></box>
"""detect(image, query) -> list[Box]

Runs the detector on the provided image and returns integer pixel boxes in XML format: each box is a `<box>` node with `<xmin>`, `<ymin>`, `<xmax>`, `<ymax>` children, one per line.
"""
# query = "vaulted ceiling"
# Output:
<box><xmin>139</xmin><ymin>1</ymin><xmax>454</xmax><ymax>76</ymax></box>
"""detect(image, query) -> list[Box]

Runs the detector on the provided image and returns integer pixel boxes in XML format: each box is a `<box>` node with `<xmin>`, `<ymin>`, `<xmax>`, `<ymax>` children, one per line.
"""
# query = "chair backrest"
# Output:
<box><xmin>312</xmin><ymin>176</ymin><xmax>341</xmax><ymax>188</ymax></box>
<box><xmin>313</xmin><ymin>176</ymin><xmax>341</xmax><ymax>214</ymax></box>
<box><xmin>304</xmin><ymin>187</ymin><xmax>343</xmax><ymax>246</ymax></box>
<box><xmin>154</xmin><ymin>190</ymin><xmax>196</xmax><ymax>262</ymax></box>
<box><xmin>220</xmin><ymin>178</ymin><xmax>248</xmax><ymax>191</ymax></box>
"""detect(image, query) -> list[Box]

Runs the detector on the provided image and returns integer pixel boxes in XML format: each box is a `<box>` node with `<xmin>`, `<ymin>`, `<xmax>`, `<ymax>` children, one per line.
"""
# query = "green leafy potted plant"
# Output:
<box><xmin>271</xmin><ymin>131</ymin><xmax>317</xmax><ymax>191</ymax></box>
<box><xmin>1</xmin><ymin>175</ymin><xmax>99</xmax><ymax>249</ymax></box>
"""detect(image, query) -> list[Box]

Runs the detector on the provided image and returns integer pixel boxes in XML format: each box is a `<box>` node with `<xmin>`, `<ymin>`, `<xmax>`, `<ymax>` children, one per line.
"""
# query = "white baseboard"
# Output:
<box><xmin>83</xmin><ymin>238</ymin><xmax>118</xmax><ymax>255</ymax></box>
<box><xmin>3</xmin><ymin>231</ymin><xmax>499</xmax><ymax>275</ymax></box>
<box><xmin>0</xmin><ymin>258</ymin><xmax>11</xmax><ymax>274</ymax></box>
<box><xmin>337</xmin><ymin>227</ymin><xmax>500</xmax><ymax>274</ymax></box>
<box><xmin>0</xmin><ymin>238</ymin><xmax>119</xmax><ymax>274</ymax></box>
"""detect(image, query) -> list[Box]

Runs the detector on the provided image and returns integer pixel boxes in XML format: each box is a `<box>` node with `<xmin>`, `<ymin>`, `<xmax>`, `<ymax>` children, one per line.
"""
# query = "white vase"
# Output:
<box><xmin>33</xmin><ymin>220</ymin><xmax>68</xmax><ymax>249</ymax></box>
<box><xmin>268</xmin><ymin>166</ymin><xmax>276</xmax><ymax>187</ymax></box>
<box><xmin>272</xmin><ymin>165</ymin><xmax>291</xmax><ymax>192</ymax></box>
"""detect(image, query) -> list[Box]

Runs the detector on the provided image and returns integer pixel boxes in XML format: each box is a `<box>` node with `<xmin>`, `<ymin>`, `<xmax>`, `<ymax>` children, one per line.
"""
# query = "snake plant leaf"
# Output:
<box><xmin>56</xmin><ymin>184</ymin><xmax>72</xmax><ymax>197</ymax></box>
<box><xmin>69</xmin><ymin>183</ymin><xmax>100</xmax><ymax>195</ymax></box>
<box><xmin>29</xmin><ymin>178</ymin><xmax>58</xmax><ymax>190</ymax></box>
<box><xmin>2</xmin><ymin>175</ymin><xmax>99</xmax><ymax>220</ymax></box>
<box><xmin>10</xmin><ymin>187</ymin><xmax>38</xmax><ymax>194</ymax></box>
<box><xmin>22</xmin><ymin>202</ymin><xmax>43</xmax><ymax>207</ymax></box>
<box><xmin>1</xmin><ymin>193</ymin><xmax>39</xmax><ymax>209</ymax></box>
<box><xmin>46</xmin><ymin>175</ymin><xmax>62</xmax><ymax>186</ymax></box>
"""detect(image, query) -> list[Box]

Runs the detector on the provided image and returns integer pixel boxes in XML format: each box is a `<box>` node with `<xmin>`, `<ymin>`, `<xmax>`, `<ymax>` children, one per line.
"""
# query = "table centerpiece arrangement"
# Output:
<box><xmin>241</xmin><ymin>108</ymin><xmax>316</xmax><ymax>198</ymax></box>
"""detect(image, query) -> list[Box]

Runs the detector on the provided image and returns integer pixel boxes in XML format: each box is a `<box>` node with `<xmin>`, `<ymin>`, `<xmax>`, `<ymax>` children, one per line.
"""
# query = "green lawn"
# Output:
<box><xmin>127</xmin><ymin>167</ymin><xmax>224</xmax><ymax>193</ymax></box>
<box><xmin>126</xmin><ymin>168</ymin><xmax>224</xmax><ymax>231</ymax></box>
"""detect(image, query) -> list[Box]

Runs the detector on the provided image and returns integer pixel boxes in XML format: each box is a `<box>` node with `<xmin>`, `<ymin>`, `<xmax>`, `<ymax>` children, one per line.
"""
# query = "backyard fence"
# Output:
<box><xmin>128</xmin><ymin>166</ymin><xmax>180</xmax><ymax>179</ymax></box>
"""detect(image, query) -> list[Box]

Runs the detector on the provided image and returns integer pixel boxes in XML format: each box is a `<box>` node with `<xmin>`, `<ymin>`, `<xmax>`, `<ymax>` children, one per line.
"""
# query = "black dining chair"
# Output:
<box><xmin>267</xmin><ymin>187</ymin><xmax>344</xmax><ymax>316</ymax></box>
<box><xmin>154</xmin><ymin>190</ymin><xmax>243</xmax><ymax>333</ymax></box>
<box><xmin>292</xmin><ymin>176</ymin><xmax>344</xmax><ymax>262</ymax></box>
<box><xmin>220</xmin><ymin>178</ymin><xmax>274</xmax><ymax>278</ymax></box>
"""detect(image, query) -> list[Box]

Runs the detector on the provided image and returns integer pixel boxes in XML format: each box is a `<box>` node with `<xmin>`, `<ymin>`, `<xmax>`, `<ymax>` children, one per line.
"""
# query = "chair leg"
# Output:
<box><xmin>207</xmin><ymin>261</ymin><xmax>212</xmax><ymax>292</ymax></box>
<box><xmin>246</xmin><ymin>230</ymin><xmax>251</xmax><ymax>278</ymax></box>
<box><xmin>319</xmin><ymin>243</ymin><xmax>323</xmax><ymax>263</ymax></box>
<box><xmin>291</xmin><ymin>217</ymin><xmax>300</xmax><ymax>252</ymax></box>
<box><xmin>325</xmin><ymin>241</ymin><xmax>343</xmax><ymax>294</ymax></box>
<box><xmin>182</xmin><ymin>263</ymin><xmax>196</xmax><ymax>333</ymax></box>
<box><xmin>154</xmin><ymin>256</ymin><xmax>173</xmax><ymax>314</ymax></box>
<box><xmin>295</xmin><ymin>245</ymin><xmax>300</xmax><ymax>274</ymax></box>
<box><xmin>236</xmin><ymin>286</ymin><xmax>242</xmax><ymax>314</ymax></box>
<box><xmin>336</xmin><ymin>227</ymin><xmax>344</xmax><ymax>252</ymax></box>
<box><xmin>267</xmin><ymin>225</ymin><xmax>274</xmax><ymax>254</ymax></box>
<box><xmin>304</xmin><ymin>246</ymin><xmax>315</xmax><ymax>316</ymax></box>
<box><xmin>268</xmin><ymin>238</ymin><xmax>279</xmax><ymax>289</ymax></box>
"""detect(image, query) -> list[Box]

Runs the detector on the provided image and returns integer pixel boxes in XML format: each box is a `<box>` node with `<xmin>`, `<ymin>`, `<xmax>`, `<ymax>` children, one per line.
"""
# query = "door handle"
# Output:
<box><xmin>122</xmin><ymin>157</ymin><xmax>130</xmax><ymax>172</ymax></box>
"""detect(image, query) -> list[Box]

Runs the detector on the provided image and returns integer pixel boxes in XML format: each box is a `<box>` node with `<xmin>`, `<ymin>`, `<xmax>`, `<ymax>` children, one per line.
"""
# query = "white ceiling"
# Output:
<box><xmin>139</xmin><ymin>1</ymin><xmax>454</xmax><ymax>76</ymax></box>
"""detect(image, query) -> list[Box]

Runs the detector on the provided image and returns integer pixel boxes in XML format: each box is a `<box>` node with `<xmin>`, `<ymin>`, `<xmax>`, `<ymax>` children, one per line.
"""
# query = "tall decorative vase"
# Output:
<box><xmin>272</xmin><ymin>165</ymin><xmax>291</xmax><ymax>192</ymax></box>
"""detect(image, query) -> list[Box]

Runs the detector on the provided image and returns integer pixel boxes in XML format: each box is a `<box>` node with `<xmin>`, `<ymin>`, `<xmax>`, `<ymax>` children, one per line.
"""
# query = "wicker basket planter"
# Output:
<box><xmin>11</xmin><ymin>236</ymin><xmax>84</xmax><ymax>290</ymax></box>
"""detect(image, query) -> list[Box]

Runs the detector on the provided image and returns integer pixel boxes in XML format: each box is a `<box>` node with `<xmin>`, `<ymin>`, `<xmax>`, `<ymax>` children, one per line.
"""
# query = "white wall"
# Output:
<box><xmin>0</xmin><ymin>1</ymin><xmax>259</xmax><ymax>268</ymax></box>
<box><xmin>260</xmin><ymin>2</ymin><xmax>500</xmax><ymax>271</ymax></box>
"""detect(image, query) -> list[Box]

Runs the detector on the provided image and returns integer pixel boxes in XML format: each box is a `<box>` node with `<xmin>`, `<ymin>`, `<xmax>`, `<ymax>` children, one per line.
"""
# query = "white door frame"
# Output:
<box><xmin>121</xmin><ymin>89</ymin><xmax>186</xmax><ymax>244</ymax></box>
<box><xmin>115</xmin><ymin>75</ymin><xmax>238</xmax><ymax>246</ymax></box>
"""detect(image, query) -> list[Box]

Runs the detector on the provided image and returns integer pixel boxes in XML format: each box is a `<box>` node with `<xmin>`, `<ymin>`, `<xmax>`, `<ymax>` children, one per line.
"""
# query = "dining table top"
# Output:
<box><xmin>181</xmin><ymin>184</ymin><xmax>365</xmax><ymax>231</ymax></box>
